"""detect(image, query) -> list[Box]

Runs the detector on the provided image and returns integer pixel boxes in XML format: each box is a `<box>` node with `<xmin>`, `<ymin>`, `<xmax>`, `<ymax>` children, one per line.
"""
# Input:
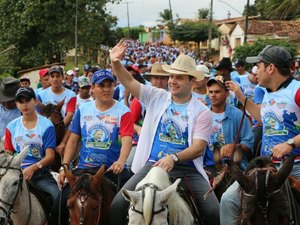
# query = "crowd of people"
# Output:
<box><xmin>0</xmin><ymin>40</ymin><xmax>299</xmax><ymax>225</ymax></box>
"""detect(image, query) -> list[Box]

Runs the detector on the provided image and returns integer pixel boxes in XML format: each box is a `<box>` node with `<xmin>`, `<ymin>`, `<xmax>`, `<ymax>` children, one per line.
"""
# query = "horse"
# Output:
<box><xmin>0</xmin><ymin>147</ymin><xmax>46</xmax><ymax>225</ymax></box>
<box><xmin>63</xmin><ymin>165</ymin><xmax>116</xmax><ymax>225</ymax></box>
<box><xmin>122</xmin><ymin>167</ymin><xmax>194</xmax><ymax>225</ymax></box>
<box><xmin>225</xmin><ymin>154</ymin><xmax>298</xmax><ymax>225</ymax></box>
<box><xmin>38</xmin><ymin>99</ymin><xmax>65</xmax><ymax>171</ymax></box>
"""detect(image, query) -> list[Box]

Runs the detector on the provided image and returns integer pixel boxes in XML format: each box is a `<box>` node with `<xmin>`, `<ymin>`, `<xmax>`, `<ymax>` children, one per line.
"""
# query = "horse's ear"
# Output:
<box><xmin>272</xmin><ymin>154</ymin><xmax>296</xmax><ymax>187</ymax></box>
<box><xmin>158</xmin><ymin>178</ymin><xmax>181</xmax><ymax>204</ymax></box>
<box><xmin>64</xmin><ymin>165</ymin><xmax>78</xmax><ymax>189</ymax></box>
<box><xmin>122</xmin><ymin>189</ymin><xmax>140</xmax><ymax>204</ymax></box>
<box><xmin>36</xmin><ymin>100</ymin><xmax>46</xmax><ymax>112</ymax></box>
<box><xmin>13</xmin><ymin>145</ymin><xmax>29</xmax><ymax>166</ymax></box>
<box><xmin>90</xmin><ymin>165</ymin><xmax>105</xmax><ymax>191</ymax></box>
<box><xmin>56</xmin><ymin>98</ymin><xmax>65</xmax><ymax>111</ymax></box>
<box><xmin>225</xmin><ymin>159</ymin><xmax>249</xmax><ymax>189</ymax></box>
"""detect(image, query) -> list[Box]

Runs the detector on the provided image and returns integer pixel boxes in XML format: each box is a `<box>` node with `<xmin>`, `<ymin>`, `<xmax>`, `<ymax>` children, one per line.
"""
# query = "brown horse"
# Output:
<box><xmin>225</xmin><ymin>155</ymin><xmax>297</xmax><ymax>225</ymax></box>
<box><xmin>64</xmin><ymin>165</ymin><xmax>116</xmax><ymax>225</ymax></box>
<box><xmin>38</xmin><ymin>99</ymin><xmax>65</xmax><ymax>171</ymax></box>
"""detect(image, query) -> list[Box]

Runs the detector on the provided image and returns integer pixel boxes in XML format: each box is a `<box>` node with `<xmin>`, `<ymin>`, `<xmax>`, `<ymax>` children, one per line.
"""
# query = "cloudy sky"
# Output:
<box><xmin>107</xmin><ymin>0</ymin><xmax>255</xmax><ymax>27</ymax></box>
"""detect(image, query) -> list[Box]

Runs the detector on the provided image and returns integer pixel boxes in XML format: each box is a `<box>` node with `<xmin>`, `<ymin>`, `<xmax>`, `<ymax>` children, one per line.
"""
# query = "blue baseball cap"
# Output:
<box><xmin>91</xmin><ymin>69</ymin><xmax>115</xmax><ymax>85</ymax></box>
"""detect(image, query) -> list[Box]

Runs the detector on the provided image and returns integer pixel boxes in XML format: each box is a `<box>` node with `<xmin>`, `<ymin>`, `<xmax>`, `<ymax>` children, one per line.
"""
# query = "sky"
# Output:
<box><xmin>107</xmin><ymin>0</ymin><xmax>256</xmax><ymax>28</ymax></box>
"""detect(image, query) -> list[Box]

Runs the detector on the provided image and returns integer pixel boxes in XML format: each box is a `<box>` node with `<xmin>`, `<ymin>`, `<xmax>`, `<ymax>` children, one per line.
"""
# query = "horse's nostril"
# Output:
<box><xmin>0</xmin><ymin>217</ymin><xmax>6</xmax><ymax>225</ymax></box>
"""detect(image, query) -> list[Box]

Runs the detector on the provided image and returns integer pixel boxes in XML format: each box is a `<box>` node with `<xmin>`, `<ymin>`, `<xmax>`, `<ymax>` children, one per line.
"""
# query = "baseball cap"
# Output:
<box><xmin>49</xmin><ymin>66</ymin><xmax>63</xmax><ymax>75</ymax></box>
<box><xmin>73</xmin><ymin>67</ymin><xmax>80</xmax><ymax>71</ymax></box>
<box><xmin>196</xmin><ymin>65</ymin><xmax>211</xmax><ymax>78</ymax></box>
<box><xmin>235</xmin><ymin>59</ymin><xmax>246</xmax><ymax>67</ymax></box>
<box><xmin>207</xmin><ymin>75</ymin><xmax>228</xmax><ymax>90</ymax></box>
<box><xmin>78</xmin><ymin>76</ymin><xmax>91</xmax><ymax>88</ymax></box>
<box><xmin>66</xmin><ymin>70</ymin><xmax>75</xmax><ymax>76</ymax></box>
<box><xmin>20</xmin><ymin>76</ymin><xmax>30</xmax><ymax>83</ymax></box>
<box><xmin>215</xmin><ymin>57</ymin><xmax>233</xmax><ymax>71</ymax></box>
<box><xmin>246</xmin><ymin>45</ymin><xmax>292</xmax><ymax>68</ymax></box>
<box><xmin>91</xmin><ymin>69</ymin><xmax>115</xmax><ymax>85</ymax></box>
<box><xmin>39</xmin><ymin>68</ymin><xmax>49</xmax><ymax>77</ymax></box>
<box><xmin>15</xmin><ymin>87</ymin><xmax>36</xmax><ymax>101</ymax></box>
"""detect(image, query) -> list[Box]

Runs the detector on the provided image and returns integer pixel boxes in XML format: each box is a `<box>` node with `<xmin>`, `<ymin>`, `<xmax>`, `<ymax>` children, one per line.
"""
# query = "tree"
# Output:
<box><xmin>198</xmin><ymin>8</ymin><xmax>209</xmax><ymax>19</ymax></box>
<box><xmin>168</xmin><ymin>21</ymin><xmax>219</xmax><ymax>44</ymax></box>
<box><xmin>158</xmin><ymin>9</ymin><xmax>172</xmax><ymax>25</ymax></box>
<box><xmin>233</xmin><ymin>39</ymin><xmax>297</xmax><ymax>63</ymax></box>
<box><xmin>254</xmin><ymin>0</ymin><xmax>300</xmax><ymax>20</ymax></box>
<box><xmin>0</xmin><ymin>0</ymin><xmax>118</xmax><ymax>72</ymax></box>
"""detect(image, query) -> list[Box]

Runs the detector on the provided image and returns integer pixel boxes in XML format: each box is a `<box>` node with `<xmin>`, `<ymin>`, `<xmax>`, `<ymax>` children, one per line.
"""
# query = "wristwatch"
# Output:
<box><xmin>171</xmin><ymin>154</ymin><xmax>179</xmax><ymax>163</ymax></box>
<box><xmin>287</xmin><ymin>138</ymin><xmax>296</xmax><ymax>149</ymax></box>
<box><xmin>36</xmin><ymin>161</ymin><xmax>43</xmax><ymax>169</ymax></box>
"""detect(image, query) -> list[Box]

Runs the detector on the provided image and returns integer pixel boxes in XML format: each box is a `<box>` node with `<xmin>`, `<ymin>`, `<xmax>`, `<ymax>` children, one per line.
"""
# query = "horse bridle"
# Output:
<box><xmin>130</xmin><ymin>183</ymin><xmax>167</xmax><ymax>225</ymax></box>
<box><xmin>242</xmin><ymin>167</ymin><xmax>282</xmax><ymax>225</ymax></box>
<box><xmin>47</xmin><ymin>108</ymin><xmax>64</xmax><ymax>128</ymax></box>
<box><xmin>75</xmin><ymin>190</ymin><xmax>102</xmax><ymax>225</ymax></box>
<box><xmin>0</xmin><ymin>152</ymin><xmax>26</xmax><ymax>225</ymax></box>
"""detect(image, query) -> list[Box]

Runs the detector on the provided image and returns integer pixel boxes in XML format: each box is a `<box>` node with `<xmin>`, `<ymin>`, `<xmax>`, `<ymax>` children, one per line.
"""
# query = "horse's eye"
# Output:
<box><xmin>12</xmin><ymin>180</ymin><xmax>18</xmax><ymax>186</ymax></box>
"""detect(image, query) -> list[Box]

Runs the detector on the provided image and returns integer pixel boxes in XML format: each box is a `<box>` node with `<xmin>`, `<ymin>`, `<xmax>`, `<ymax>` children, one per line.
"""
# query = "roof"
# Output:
<box><xmin>237</xmin><ymin>20</ymin><xmax>300</xmax><ymax>38</ymax></box>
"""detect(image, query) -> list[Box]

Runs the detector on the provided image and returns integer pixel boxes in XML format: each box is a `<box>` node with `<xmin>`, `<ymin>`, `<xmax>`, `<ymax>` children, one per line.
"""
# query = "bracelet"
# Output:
<box><xmin>59</xmin><ymin>166</ymin><xmax>64</xmax><ymax>172</ymax></box>
<box><xmin>62</xmin><ymin>163</ymin><xmax>69</xmax><ymax>170</ymax></box>
<box><xmin>243</xmin><ymin>97</ymin><xmax>248</xmax><ymax>107</ymax></box>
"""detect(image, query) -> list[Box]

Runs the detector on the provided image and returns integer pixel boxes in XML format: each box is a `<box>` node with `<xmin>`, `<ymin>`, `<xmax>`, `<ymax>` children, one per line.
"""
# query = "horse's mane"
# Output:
<box><xmin>245</xmin><ymin>156</ymin><xmax>276</xmax><ymax>174</ymax></box>
<box><xmin>72</xmin><ymin>173</ymin><xmax>94</xmax><ymax>194</ymax></box>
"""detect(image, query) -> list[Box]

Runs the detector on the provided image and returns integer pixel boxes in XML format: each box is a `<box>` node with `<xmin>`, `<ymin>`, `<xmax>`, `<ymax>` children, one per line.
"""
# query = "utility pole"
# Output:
<box><xmin>244</xmin><ymin>0</ymin><xmax>250</xmax><ymax>44</ymax></box>
<box><xmin>208</xmin><ymin>0</ymin><xmax>213</xmax><ymax>60</ymax></box>
<box><xmin>168</xmin><ymin>0</ymin><xmax>173</xmax><ymax>24</ymax></box>
<box><xmin>74</xmin><ymin>0</ymin><xmax>78</xmax><ymax>67</ymax></box>
<box><xmin>122</xmin><ymin>2</ymin><xmax>133</xmax><ymax>39</ymax></box>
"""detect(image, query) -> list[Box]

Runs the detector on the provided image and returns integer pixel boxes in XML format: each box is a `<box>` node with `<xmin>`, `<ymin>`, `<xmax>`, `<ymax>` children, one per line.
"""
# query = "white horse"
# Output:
<box><xmin>0</xmin><ymin>147</ymin><xmax>46</xmax><ymax>225</ymax></box>
<box><xmin>122</xmin><ymin>167</ymin><xmax>194</xmax><ymax>225</ymax></box>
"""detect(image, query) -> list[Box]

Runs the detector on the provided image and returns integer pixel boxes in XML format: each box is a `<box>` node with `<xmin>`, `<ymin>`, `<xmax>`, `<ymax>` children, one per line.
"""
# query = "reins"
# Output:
<box><xmin>204</xmin><ymin>98</ymin><xmax>248</xmax><ymax>200</ymax></box>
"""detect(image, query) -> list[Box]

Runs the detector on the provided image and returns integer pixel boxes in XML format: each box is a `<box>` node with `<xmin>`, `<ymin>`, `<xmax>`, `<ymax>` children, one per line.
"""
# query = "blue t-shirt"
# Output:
<box><xmin>149</xmin><ymin>101</ymin><xmax>194</xmax><ymax>166</ymax></box>
<box><xmin>5</xmin><ymin>115</ymin><xmax>56</xmax><ymax>169</ymax></box>
<box><xmin>70</xmin><ymin>101</ymin><xmax>131</xmax><ymax>168</ymax></box>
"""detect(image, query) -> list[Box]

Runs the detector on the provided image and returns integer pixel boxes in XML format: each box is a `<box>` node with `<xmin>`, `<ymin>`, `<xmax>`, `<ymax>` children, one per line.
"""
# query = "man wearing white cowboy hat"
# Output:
<box><xmin>0</xmin><ymin>77</ymin><xmax>21</xmax><ymax>145</ymax></box>
<box><xmin>143</xmin><ymin>62</ymin><xmax>170</xmax><ymax>90</ymax></box>
<box><xmin>109</xmin><ymin>40</ymin><xmax>220</xmax><ymax>225</ymax></box>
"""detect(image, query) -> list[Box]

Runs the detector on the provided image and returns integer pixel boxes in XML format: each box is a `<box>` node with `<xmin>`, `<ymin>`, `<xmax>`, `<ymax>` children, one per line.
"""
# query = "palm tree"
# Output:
<box><xmin>157</xmin><ymin>9</ymin><xmax>173</xmax><ymax>25</ymax></box>
<box><xmin>198</xmin><ymin>8</ymin><xmax>209</xmax><ymax>19</ymax></box>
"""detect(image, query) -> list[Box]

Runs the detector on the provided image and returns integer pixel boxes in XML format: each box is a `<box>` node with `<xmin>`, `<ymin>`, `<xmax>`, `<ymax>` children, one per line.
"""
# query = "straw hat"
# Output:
<box><xmin>143</xmin><ymin>63</ymin><xmax>169</xmax><ymax>81</ymax></box>
<box><xmin>162</xmin><ymin>55</ymin><xmax>204</xmax><ymax>81</ymax></box>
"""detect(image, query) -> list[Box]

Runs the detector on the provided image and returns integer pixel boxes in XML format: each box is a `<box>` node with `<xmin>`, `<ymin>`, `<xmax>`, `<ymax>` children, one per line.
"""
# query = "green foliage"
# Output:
<box><xmin>254</xmin><ymin>0</ymin><xmax>300</xmax><ymax>20</ymax></box>
<box><xmin>233</xmin><ymin>39</ymin><xmax>297</xmax><ymax>62</ymax></box>
<box><xmin>198</xmin><ymin>8</ymin><xmax>210</xmax><ymax>19</ymax></box>
<box><xmin>158</xmin><ymin>9</ymin><xmax>173</xmax><ymax>24</ymax></box>
<box><xmin>168</xmin><ymin>21</ymin><xmax>219</xmax><ymax>43</ymax></box>
<box><xmin>243</xmin><ymin>4</ymin><xmax>258</xmax><ymax>16</ymax></box>
<box><xmin>120</xmin><ymin>26</ymin><xmax>145</xmax><ymax>40</ymax></box>
<box><xmin>0</xmin><ymin>0</ymin><xmax>118</xmax><ymax>74</ymax></box>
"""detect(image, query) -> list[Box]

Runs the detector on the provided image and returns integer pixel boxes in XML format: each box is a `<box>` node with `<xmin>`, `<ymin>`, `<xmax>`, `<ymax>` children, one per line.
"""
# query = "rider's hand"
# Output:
<box><xmin>272</xmin><ymin>142</ymin><xmax>293</xmax><ymax>158</ymax></box>
<box><xmin>220</xmin><ymin>144</ymin><xmax>235</xmax><ymax>158</ymax></box>
<box><xmin>153</xmin><ymin>155</ymin><xmax>175</xmax><ymax>172</ymax></box>
<box><xmin>58</xmin><ymin>170</ymin><xmax>66</xmax><ymax>189</ymax></box>
<box><xmin>110</xmin><ymin>40</ymin><xmax>127</xmax><ymax>62</ymax></box>
<box><xmin>23</xmin><ymin>165</ymin><xmax>37</xmax><ymax>181</ymax></box>
<box><xmin>56</xmin><ymin>142</ymin><xmax>65</xmax><ymax>156</ymax></box>
<box><xmin>107</xmin><ymin>160</ymin><xmax>125</xmax><ymax>175</ymax></box>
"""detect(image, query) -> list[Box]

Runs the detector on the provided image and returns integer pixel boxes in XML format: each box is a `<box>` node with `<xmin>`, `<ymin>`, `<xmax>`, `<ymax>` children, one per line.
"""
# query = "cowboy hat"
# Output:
<box><xmin>162</xmin><ymin>55</ymin><xmax>204</xmax><ymax>81</ymax></box>
<box><xmin>143</xmin><ymin>63</ymin><xmax>169</xmax><ymax>81</ymax></box>
<box><xmin>0</xmin><ymin>77</ymin><xmax>20</xmax><ymax>102</ymax></box>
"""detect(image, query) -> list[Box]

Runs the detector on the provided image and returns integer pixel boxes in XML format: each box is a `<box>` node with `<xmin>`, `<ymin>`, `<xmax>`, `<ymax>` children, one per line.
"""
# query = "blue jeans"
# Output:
<box><xmin>31</xmin><ymin>169</ymin><xmax>60</xmax><ymax>203</ymax></box>
<box><xmin>109</xmin><ymin>162</ymin><xmax>220</xmax><ymax>225</ymax></box>
<box><xmin>220</xmin><ymin>162</ymin><xmax>300</xmax><ymax>225</ymax></box>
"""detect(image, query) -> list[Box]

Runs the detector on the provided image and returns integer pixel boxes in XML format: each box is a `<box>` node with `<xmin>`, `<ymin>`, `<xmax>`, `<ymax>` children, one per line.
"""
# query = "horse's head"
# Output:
<box><xmin>225</xmin><ymin>155</ymin><xmax>296</xmax><ymax>224</ymax></box>
<box><xmin>123</xmin><ymin>178</ymin><xmax>181</xmax><ymax>225</ymax></box>
<box><xmin>38</xmin><ymin>99</ymin><xmax>65</xmax><ymax>128</ymax></box>
<box><xmin>0</xmin><ymin>147</ymin><xmax>28</xmax><ymax>225</ymax></box>
<box><xmin>64</xmin><ymin>165</ymin><xmax>106</xmax><ymax>225</ymax></box>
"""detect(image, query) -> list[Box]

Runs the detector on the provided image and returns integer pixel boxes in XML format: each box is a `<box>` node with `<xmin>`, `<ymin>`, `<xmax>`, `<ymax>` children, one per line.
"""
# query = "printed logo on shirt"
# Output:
<box><xmin>26</xmin><ymin>133</ymin><xmax>36</xmax><ymax>139</ymax></box>
<box><xmin>83</xmin><ymin>116</ymin><xmax>93</xmax><ymax>121</ymax></box>
<box><xmin>263</xmin><ymin>112</ymin><xmax>288</xmax><ymax>136</ymax></box>
<box><xmin>159</xmin><ymin>119</ymin><xmax>186</xmax><ymax>145</ymax></box>
<box><xmin>96</xmin><ymin>115</ymin><xmax>119</xmax><ymax>124</ymax></box>
<box><xmin>86</xmin><ymin>124</ymin><xmax>112</xmax><ymax>149</ymax></box>
<box><xmin>28</xmin><ymin>143</ymin><xmax>42</xmax><ymax>158</ymax></box>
